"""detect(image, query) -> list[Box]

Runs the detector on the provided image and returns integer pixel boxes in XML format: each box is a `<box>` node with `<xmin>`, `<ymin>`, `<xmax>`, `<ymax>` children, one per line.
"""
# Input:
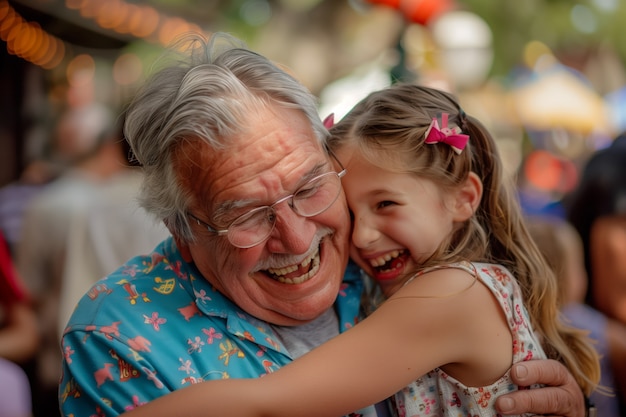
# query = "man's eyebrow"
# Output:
<box><xmin>211</xmin><ymin>199</ymin><xmax>259</xmax><ymax>226</ymax></box>
<box><xmin>301</xmin><ymin>161</ymin><xmax>328</xmax><ymax>182</ymax></box>
<box><xmin>211</xmin><ymin>160</ymin><xmax>330</xmax><ymax>224</ymax></box>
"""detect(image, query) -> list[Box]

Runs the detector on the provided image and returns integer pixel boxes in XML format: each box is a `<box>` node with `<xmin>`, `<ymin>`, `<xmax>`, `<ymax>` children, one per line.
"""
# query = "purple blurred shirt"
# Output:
<box><xmin>562</xmin><ymin>302</ymin><xmax>621</xmax><ymax>417</ymax></box>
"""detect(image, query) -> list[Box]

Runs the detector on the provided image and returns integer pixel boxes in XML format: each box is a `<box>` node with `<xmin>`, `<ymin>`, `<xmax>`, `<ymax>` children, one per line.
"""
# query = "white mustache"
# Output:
<box><xmin>253</xmin><ymin>226</ymin><xmax>332</xmax><ymax>271</ymax></box>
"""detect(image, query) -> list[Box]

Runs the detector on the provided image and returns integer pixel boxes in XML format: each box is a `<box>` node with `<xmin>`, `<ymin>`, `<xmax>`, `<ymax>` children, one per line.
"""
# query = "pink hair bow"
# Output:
<box><xmin>323</xmin><ymin>113</ymin><xmax>335</xmax><ymax>129</ymax></box>
<box><xmin>424</xmin><ymin>113</ymin><xmax>469</xmax><ymax>154</ymax></box>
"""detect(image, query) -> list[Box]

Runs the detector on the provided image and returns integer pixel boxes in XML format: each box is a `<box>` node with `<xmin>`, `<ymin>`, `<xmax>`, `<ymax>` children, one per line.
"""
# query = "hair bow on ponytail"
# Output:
<box><xmin>323</xmin><ymin>113</ymin><xmax>335</xmax><ymax>129</ymax></box>
<box><xmin>424</xmin><ymin>113</ymin><xmax>469</xmax><ymax>154</ymax></box>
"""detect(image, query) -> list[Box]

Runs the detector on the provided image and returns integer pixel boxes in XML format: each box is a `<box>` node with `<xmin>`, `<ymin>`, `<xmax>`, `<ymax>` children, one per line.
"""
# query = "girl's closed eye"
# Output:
<box><xmin>376</xmin><ymin>200</ymin><xmax>396</xmax><ymax>210</ymax></box>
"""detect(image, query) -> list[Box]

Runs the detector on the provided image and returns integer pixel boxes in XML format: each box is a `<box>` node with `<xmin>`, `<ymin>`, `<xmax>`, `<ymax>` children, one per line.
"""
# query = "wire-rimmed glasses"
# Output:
<box><xmin>188</xmin><ymin>152</ymin><xmax>346</xmax><ymax>249</ymax></box>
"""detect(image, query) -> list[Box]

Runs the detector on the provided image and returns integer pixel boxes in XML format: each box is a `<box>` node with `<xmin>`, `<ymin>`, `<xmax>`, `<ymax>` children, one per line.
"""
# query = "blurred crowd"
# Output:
<box><xmin>525</xmin><ymin>135</ymin><xmax>626</xmax><ymax>416</ymax></box>
<box><xmin>0</xmin><ymin>98</ymin><xmax>169</xmax><ymax>417</ymax></box>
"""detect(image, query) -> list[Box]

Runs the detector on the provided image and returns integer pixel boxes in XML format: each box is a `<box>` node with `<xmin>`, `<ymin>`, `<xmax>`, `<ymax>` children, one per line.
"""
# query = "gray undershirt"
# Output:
<box><xmin>270</xmin><ymin>307</ymin><xmax>339</xmax><ymax>359</ymax></box>
<box><xmin>270</xmin><ymin>306</ymin><xmax>393</xmax><ymax>417</ymax></box>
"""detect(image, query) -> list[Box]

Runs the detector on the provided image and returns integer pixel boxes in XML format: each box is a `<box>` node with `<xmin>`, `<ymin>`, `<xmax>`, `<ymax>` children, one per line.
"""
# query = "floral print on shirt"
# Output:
<box><xmin>59</xmin><ymin>237</ymin><xmax>365</xmax><ymax>416</ymax></box>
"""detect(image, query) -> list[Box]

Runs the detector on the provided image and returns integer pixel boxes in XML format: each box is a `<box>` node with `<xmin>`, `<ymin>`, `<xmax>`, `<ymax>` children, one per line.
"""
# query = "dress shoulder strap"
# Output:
<box><xmin>402</xmin><ymin>261</ymin><xmax>476</xmax><ymax>288</ymax></box>
<box><xmin>394</xmin><ymin>261</ymin><xmax>479</xmax><ymax>300</ymax></box>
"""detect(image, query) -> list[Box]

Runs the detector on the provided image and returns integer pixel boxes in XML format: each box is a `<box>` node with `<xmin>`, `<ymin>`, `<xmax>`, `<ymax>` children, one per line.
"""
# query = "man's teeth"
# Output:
<box><xmin>268</xmin><ymin>251</ymin><xmax>316</xmax><ymax>276</ymax></box>
<box><xmin>278</xmin><ymin>256</ymin><xmax>320</xmax><ymax>284</ymax></box>
<box><xmin>266</xmin><ymin>251</ymin><xmax>320</xmax><ymax>284</ymax></box>
<box><xmin>369</xmin><ymin>250</ymin><xmax>403</xmax><ymax>267</ymax></box>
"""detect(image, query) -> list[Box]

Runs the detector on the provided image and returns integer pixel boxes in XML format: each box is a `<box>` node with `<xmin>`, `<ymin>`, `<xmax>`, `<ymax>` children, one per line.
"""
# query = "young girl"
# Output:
<box><xmin>124</xmin><ymin>84</ymin><xmax>599</xmax><ymax>416</ymax></box>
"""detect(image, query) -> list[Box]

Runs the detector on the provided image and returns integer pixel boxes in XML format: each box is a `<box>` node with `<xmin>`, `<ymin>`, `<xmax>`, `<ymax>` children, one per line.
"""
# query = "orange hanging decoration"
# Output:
<box><xmin>401</xmin><ymin>0</ymin><xmax>455</xmax><ymax>25</ymax></box>
<box><xmin>365</xmin><ymin>0</ymin><xmax>401</xmax><ymax>8</ymax></box>
<box><xmin>365</xmin><ymin>0</ymin><xmax>456</xmax><ymax>25</ymax></box>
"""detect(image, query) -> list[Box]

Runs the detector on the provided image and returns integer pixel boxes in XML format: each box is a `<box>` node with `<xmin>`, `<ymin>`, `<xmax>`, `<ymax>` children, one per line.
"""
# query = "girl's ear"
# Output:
<box><xmin>453</xmin><ymin>172</ymin><xmax>483</xmax><ymax>222</ymax></box>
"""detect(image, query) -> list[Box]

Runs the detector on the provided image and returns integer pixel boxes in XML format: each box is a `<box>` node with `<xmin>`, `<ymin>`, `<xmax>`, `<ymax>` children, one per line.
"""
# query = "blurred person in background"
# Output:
<box><xmin>0</xmin><ymin>158</ymin><xmax>59</xmax><ymax>257</ymax></box>
<box><xmin>16</xmin><ymin>102</ymin><xmax>168</xmax><ymax>417</ymax></box>
<box><xmin>566</xmin><ymin>134</ymin><xmax>626</xmax><ymax>323</ymax></box>
<box><xmin>527</xmin><ymin>216</ymin><xmax>626</xmax><ymax>417</ymax></box>
<box><xmin>0</xmin><ymin>230</ymin><xmax>38</xmax><ymax>417</ymax></box>
<box><xmin>565</xmin><ymin>135</ymin><xmax>626</xmax><ymax>414</ymax></box>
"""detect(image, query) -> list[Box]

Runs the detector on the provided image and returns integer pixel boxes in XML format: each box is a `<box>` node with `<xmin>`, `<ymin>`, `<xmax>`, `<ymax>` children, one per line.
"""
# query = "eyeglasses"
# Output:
<box><xmin>188</xmin><ymin>151</ymin><xmax>346</xmax><ymax>249</ymax></box>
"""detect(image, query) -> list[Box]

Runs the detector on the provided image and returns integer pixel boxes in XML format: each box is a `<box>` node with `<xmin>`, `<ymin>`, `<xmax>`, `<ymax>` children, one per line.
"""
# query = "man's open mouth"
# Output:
<box><xmin>265</xmin><ymin>246</ymin><xmax>321</xmax><ymax>284</ymax></box>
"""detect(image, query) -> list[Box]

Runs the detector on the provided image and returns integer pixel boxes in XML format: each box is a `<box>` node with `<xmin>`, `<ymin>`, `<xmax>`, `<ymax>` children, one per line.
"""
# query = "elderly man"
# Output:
<box><xmin>59</xmin><ymin>32</ymin><xmax>586</xmax><ymax>417</ymax></box>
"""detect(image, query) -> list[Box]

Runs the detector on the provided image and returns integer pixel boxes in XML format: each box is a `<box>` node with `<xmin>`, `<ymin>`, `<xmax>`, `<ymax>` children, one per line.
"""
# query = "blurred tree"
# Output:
<box><xmin>459</xmin><ymin>0</ymin><xmax>626</xmax><ymax>82</ymax></box>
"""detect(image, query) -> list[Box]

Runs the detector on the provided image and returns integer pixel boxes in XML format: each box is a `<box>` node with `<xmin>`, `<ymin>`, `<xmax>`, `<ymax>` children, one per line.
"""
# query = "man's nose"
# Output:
<box><xmin>266</xmin><ymin>200</ymin><xmax>316</xmax><ymax>253</ymax></box>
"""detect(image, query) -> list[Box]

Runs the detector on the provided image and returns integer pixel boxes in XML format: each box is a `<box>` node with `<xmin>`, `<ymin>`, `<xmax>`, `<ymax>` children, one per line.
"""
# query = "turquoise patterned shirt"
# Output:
<box><xmin>59</xmin><ymin>237</ymin><xmax>365</xmax><ymax>416</ymax></box>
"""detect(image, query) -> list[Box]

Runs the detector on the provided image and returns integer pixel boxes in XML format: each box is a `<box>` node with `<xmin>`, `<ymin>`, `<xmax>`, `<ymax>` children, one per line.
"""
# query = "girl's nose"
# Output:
<box><xmin>351</xmin><ymin>215</ymin><xmax>379</xmax><ymax>249</ymax></box>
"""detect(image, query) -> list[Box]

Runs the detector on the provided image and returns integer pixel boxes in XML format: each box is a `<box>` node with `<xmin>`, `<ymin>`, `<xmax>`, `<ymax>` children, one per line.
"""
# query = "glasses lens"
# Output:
<box><xmin>226</xmin><ymin>172</ymin><xmax>342</xmax><ymax>248</ymax></box>
<box><xmin>293</xmin><ymin>173</ymin><xmax>341</xmax><ymax>217</ymax></box>
<box><xmin>228</xmin><ymin>207</ymin><xmax>274</xmax><ymax>248</ymax></box>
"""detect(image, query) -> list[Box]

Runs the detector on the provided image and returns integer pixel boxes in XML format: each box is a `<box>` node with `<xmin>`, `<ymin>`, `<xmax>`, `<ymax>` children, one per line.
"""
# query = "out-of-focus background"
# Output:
<box><xmin>2</xmin><ymin>1</ymin><xmax>626</xmax><ymax>416</ymax></box>
<box><xmin>2</xmin><ymin>0</ymin><xmax>626</xmax><ymax>202</ymax></box>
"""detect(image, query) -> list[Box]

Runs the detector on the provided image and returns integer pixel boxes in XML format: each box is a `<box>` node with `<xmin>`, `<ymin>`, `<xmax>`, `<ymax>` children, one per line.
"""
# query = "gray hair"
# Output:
<box><xmin>124</xmin><ymin>32</ymin><xmax>328</xmax><ymax>241</ymax></box>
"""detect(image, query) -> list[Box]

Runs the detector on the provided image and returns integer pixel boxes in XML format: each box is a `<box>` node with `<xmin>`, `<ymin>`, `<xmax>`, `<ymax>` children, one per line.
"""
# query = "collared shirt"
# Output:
<box><xmin>59</xmin><ymin>237</ymin><xmax>367</xmax><ymax>416</ymax></box>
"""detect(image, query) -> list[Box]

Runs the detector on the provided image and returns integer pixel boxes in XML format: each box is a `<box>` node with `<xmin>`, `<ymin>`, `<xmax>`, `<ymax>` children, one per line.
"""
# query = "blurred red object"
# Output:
<box><xmin>0</xmin><ymin>232</ymin><xmax>29</xmax><ymax>307</ymax></box>
<box><xmin>524</xmin><ymin>149</ymin><xmax>578</xmax><ymax>194</ymax></box>
<box><xmin>366</xmin><ymin>0</ymin><xmax>456</xmax><ymax>25</ymax></box>
<box><xmin>367</xmin><ymin>0</ymin><xmax>400</xmax><ymax>7</ymax></box>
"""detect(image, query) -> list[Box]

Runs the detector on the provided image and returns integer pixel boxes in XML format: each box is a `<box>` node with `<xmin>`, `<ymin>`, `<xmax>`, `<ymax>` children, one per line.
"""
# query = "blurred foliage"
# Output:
<box><xmin>458</xmin><ymin>0</ymin><xmax>626</xmax><ymax>77</ymax></box>
<box><xmin>137</xmin><ymin>0</ymin><xmax>626</xmax><ymax>83</ymax></box>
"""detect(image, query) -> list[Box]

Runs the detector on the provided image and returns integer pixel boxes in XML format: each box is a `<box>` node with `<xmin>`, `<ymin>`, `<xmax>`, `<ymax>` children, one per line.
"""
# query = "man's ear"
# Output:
<box><xmin>167</xmin><ymin>222</ymin><xmax>193</xmax><ymax>262</ymax></box>
<box><xmin>453</xmin><ymin>172</ymin><xmax>483</xmax><ymax>222</ymax></box>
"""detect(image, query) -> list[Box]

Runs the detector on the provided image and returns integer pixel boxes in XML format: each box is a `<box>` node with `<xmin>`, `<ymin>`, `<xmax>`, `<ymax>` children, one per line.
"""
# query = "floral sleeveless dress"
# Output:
<box><xmin>392</xmin><ymin>262</ymin><xmax>546</xmax><ymax>417</ymax></box>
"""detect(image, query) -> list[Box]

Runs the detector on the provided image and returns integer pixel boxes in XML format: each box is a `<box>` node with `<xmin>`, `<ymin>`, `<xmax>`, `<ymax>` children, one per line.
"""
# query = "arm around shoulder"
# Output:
<box><xmin>495</xmin><ymin>359</ymin><xmax>585</xmax><ymax>417</ymax></box>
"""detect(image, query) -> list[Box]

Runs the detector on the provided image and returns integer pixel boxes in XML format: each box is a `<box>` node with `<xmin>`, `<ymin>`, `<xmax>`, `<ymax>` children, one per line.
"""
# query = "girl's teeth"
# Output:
<box><xmin>369</xmin><ymin>250</ymin><xmax>402</xmax><ymax>268</ymax></box>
